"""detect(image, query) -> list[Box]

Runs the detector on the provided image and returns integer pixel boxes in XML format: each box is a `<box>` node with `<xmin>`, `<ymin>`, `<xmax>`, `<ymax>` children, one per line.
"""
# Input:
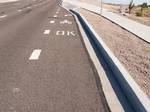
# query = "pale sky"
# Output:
<box><xmin>97</xmin><ymin>0</ymin><xmax>150</xmax><ymax>5</ymax></box>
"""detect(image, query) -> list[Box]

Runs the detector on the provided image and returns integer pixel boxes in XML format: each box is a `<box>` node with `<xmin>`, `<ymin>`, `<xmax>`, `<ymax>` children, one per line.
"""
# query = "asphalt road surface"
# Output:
<box><xmin>0</xmin><ymin>0</ymin><xmax>109</xmax><ymax>111</ymax></box>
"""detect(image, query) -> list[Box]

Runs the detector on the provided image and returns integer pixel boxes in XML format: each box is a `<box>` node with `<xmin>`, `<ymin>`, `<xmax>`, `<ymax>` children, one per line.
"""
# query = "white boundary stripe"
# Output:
<box><xmin>50</xmin><ymin>20</ymin><xmax>55</xmax><ymax>24</ymax></box>
<box><xmin>44</xmin><ymin>30</ymin><xmax>50</xmax><ymax>34</ymax></box>
<box><xmin>29</xmin><ymin>49</ymin><xmax>41</xmax><ymax>60</ymax></box>
<box><xmin>0</xmin><ymin>15</ymin><xmax>7</xmax><ymax>18</ymax></box>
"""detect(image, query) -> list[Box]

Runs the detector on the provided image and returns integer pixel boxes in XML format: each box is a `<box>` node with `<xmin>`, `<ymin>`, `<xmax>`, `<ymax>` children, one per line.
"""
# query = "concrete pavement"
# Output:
<box><xmin>0</xmin><ymin>0</ymin><xmax>109</xmax><ymax>111</ymax></box>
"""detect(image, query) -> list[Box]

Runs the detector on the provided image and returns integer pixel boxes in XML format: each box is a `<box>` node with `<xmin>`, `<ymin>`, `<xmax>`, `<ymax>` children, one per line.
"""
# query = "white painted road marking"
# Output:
<box><xmin>65</xmin><ymin>14</ymin><xmax>72</xmax><ymax>17</ymax></box>
<box><xmin>0</xmin><ymin>0</ymin><xmax>18</xmax><ymax>3</ymax></box>
<box><xmin>60</xmin><ymin>19</ymin><xmax>72</xmax><ymax>24</ymax></box>
<box><xmin>0</xmin><ymin>15</ymin><xmax>7</xmax><ymax>18</ymax></box>
<box><xmin>56</xmin><ymin>31</ymin><xmax>76</xmax><ymax>36</ymax></box>
<box><xmin>53</xmin><ymin>15</ymin><xmax>57</xmax><ymax>18</ymax></box>
<box><xmin>56</xmin><ymin>12</ymin><xmax>59</xmax><ymax>14</ymax></box>
<box><xmin>17</xmin><ymin>9</ymin><xmax>22</xmax><ymax>12</ymax></box>
<box><xmin>56</xmin><ymin>31</ymin><xmax>65</xmax><ymax>36</ymax></box>
<box><xmin>50</xmin><ymin>20</ymin><xmax>55</xmax><ymax>24</ymax></box>
<box><xmin>67</xmin><ymin>31</ymin><xmax>76</xmax><ymax>36</ymax></box>
<box><xmin>44</xmin><ymin>30</ymin><xmax>50</xmax><ymax>34</ymax></box>
<box><xmin>29</xmin><ymin>49</ymin><xmax>41</xmax><ymax>60</ymax></box>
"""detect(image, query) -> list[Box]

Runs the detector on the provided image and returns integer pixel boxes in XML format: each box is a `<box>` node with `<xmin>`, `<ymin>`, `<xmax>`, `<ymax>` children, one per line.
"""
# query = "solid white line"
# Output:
<box><xmin>0</xmin><ymin>15</ymin><xmax>7</xmax><ymax>18</ymax></box>
<box><xmin>44</xmin><ymin>30</ymin><xmax>50</xmax><ymax>34</ymax></box>
<box><xmin>50</xmin><ymin>20</ymin><xmax>55</xmax><ymax>24</ymax></box>
<box><xmin>29</xmin><ymin>49</ymin><xmax>41</xmax><ymax>60</ymax></box>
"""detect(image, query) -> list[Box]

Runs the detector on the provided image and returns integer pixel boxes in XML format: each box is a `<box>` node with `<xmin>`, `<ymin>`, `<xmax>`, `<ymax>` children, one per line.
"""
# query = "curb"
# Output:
<box><xmin>71</xmin><ymin>12</ymin><xmax>125</xmax><ymax>112</ymax></box>
<box><xmin>60</xmin><ymin>4</ymin><xmax>125</xmax><ymax>112</ymax></box>
<box><xmin>70</xmin><ymin>10</ymin><xmax>150</xmax><ymax>112</ymax></box>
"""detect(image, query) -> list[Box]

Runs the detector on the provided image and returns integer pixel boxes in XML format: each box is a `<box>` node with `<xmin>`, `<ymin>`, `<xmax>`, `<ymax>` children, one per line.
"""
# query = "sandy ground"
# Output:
<box><xmin>78</xmin><ymin>9</ymin><xmax>150</xmax><ymax>98</ymax></box>
<box><xmin>125</xmin><ymin>14</ymin><xmax>150</xmax><ymax>27</ymax></box>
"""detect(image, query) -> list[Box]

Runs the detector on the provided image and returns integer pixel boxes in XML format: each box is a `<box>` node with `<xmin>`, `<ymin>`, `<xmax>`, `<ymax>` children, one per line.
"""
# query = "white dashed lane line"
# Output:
<box><xmin>29</xmin><ymin>49</ymin><xmax>42</xmax><ymax>60</ymax></box>
<box><xmin>44</xmin><ymin>30</ymin><xmax>50</xmax><ymax>34</ymax></box>
<box><xmin>17</xmin><ymin>9</ymin><xmax>22</xmax><ymax>12</ymax></box>
<box><xmin>50</xmin><ymin>20</ymin><xmax>55</xmax><ymax>24</ymax></box>
<box><xmin>0</xmin><ymin>15</ymin><xmax>7</xmax><ymax>19</ymax></box>
<box><xmin>53</xmin><ymin>15</ymin><xmax>57</xmax><ymax>18</ymax></box>
<box><xmin>27</xmin><ymin>7</ymin><xmax>31</xmax><ymax>9</ymax></box>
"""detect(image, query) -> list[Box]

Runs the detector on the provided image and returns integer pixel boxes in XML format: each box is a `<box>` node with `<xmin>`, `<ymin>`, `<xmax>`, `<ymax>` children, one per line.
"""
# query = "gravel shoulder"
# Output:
<box><xmin>78</xmin><ymin>9</ymin><xmax>150</xmax><ymax>98</ymax></box>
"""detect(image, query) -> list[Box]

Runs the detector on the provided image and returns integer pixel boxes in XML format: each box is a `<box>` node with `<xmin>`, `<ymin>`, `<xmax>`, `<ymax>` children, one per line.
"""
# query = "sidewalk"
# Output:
<box><xmin>64</xmin><ymin>0</ymin><xmax>150</xmax><ymax>43</ymax></box>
